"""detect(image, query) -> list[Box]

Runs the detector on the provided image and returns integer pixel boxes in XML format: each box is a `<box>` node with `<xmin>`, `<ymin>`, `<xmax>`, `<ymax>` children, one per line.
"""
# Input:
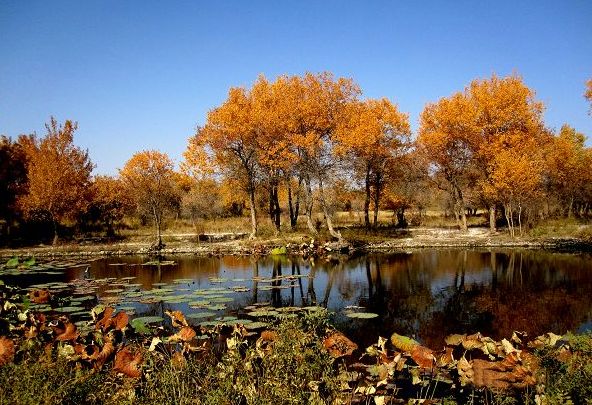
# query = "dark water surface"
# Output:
<box><xmin>8</xmin><ymin>249</ymin><xmax>592</xmax><ymax>348</ymax></box>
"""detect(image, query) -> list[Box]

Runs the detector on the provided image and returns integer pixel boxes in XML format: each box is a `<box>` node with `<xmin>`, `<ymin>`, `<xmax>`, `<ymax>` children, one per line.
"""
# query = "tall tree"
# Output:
<box><xmin>120</xmin><ymin>150</ymin><xmax>179</xmax><ymax>248</ymax></box>
<box><xmin>546</xmin><ymin>125</ymin><xmax>591</xmax><ymax>217</ymax></box>
<box><xmin>335</xmin><ymin>98</ymin><xmax>410</xmax><ymax>227</ymax></box>
<box><xmin>417</xmin><ymin>93</ymin><xmax>477</xmax><ymax>231</ymax></box>
<box><xmin>283</xmin><ymin>72</ymin><xmax>360</xmax><ymax>239</ymax></box>
<box><xmin>18</xmin><ymin>117</ymin><xmax>94</xmax><ymax>244</ymax></box>
<box><xmin>481</xmin><ymin>133</ymin><xmax>544</xmax><ymax>237</ymax></box>
<box><xmin>468</xmin><ymin>74</ymin><xmax>547</xmax><ymax>230</ymax></box>
<box><xmin>185</xmin><ymin>87</ymin><xmax>260</xmax><ymax>239</ymax></box>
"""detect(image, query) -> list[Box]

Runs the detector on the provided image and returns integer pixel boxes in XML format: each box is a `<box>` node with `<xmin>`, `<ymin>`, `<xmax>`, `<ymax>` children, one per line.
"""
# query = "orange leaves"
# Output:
<box><xmin>53</xmin><ymin>319</ymin><xmax>79</xmax><ymax>341</ymax></box>
<box><xmin>29</xmin><ymin>289</ymin><xmax>51</xmax><ymax>304</ymax></box>
<box><xmin>323</xmin><ymin>330</ymin><xmax>358</xmax><ymax>358</ymax></box>
<box><xmin>113</xmin><ymin>346</ymin><xmax>143</xmax><ymax>378</ymax></box>
<box><xmin>17</xmin><ymin>117</ymin><xmax>93</xmax><ymax>240</ymax></box>
<box><xmin>169</xmin><ymin>326</ymin><xmax>196</xmax><ymax>343</ymax></box>
<box><xmin>95</xmin><ymin>307</ymin><xmax>128</xmax><ymax>332</ymax></box>
<box><xmin>0</xmin><ymin>337</ymin><xmax>15</xmax><ymax>367</ymax></box>
<box><xmin>165</xmin><ymin>310</ymin><xmax>188</xmax><ymax>328</ymax></box>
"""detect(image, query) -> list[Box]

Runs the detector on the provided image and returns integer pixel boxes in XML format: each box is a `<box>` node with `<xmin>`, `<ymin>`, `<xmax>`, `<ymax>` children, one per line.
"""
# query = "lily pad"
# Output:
<box><xmin>345</xmin><ymin>312</ymin><xmax>379</xmax><ymax>319</ymax></box>
<box><xmin>186</xmin><ymin>312</ymin><xmax>216</xmax><ymax>319</ymax></box>
<box><xmin>133</xmin><ymin>316</ymin><xmax>164</xmax><ymax>324</ymax></box>
<box><xmin>55</xmin><ymin>306</ymin><xmax>84</xmax><ymax>313</ymax></box>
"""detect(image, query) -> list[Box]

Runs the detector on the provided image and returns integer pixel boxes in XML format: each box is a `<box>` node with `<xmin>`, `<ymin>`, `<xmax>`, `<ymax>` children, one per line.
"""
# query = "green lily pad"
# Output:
<box><xmin>206</xmin><ymin>305</ymin><xmax>226</xmax><ymax>311</ymax></box>
<box><xmin>186</xmin><ymin>312</ymin><xmax>216</xmax><ymax>319</ymax></box>
<box><xmin>133</xmin><ymin>316</ymin><xmax>164</xmax><ymax>324</ymax></box>
<box><xmin>345</xmin><ymin>312</ymin><xmax>379</xmax><ymax>319</ymax></box>
<box><xmin>245</xmin><ymin>322</ymin><xmax>269</xmax><ymax>330</ymax></box>
<box><xmin>55</xmin><ymin>306</ymin><xmax>84</xmax><ymax>313</ymax></box>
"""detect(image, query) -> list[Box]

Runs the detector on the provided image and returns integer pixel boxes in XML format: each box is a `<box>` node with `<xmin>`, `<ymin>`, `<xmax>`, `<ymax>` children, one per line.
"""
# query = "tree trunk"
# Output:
<box><xmin>568</xmin><ymin>196</ymin><xmax>574</xmax><ymax>219</ymax></box>
<box><xmin>152</xmin><ymin>205</ymin><xmax>162</xmax><ymax>248</ymax></box>
<box><xmin>364</xmin><ymin>167</ymin><xmax>371</xmax><ymax>228</ymax></box>
<box><xmin>52</xmin><ymin>217</ymin><xmax>59</xmax><ymax>246</ymax></box>
<box><xmin>318</xmin><ymin>178</ymin><xmax>342</xmax><ymax>241</ymax></box>
<box><xmin>489</xmin><ymin>205</ymin><xmax>496</xmax><ymax>232</ymax></box>
<box><xmin>304</xmin><ymin>175</ymin><xmax>317</xmax><ymax>235</ymax></box>
<box><xmin>372</xmin><ymin>172</ymin><xmax>381</xmax><ymax>227</ymax></box>
<box><xmin>268</xmin><ymin>183</ymin><xmax>280</xmax><ymax>233</ymax></box>
<box><xmin>248</xmin><ymin>186</ymin><xmax>257</xmax><ymax>239</ymax></box>
<box><xmin>287</xmin><ymin>180</ymin><xmax>299</xmax><ymax>229</ymax></box>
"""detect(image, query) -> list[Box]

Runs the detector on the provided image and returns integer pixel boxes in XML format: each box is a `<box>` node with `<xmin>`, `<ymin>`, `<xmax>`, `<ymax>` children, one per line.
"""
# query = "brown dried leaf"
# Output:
<box><xmin>112</xmin><ymin>311</ymin><xmax>129</xmax><ymax>331</ymax></box>
<box><xmin>410</xmin><ymin>345</ymin><xmax>436</xmax><ymax>369</ymax></box>
<box><xmin>0</xmin><ymin>337</ymin><xmax>15</xmax><ymax>367</ymax></box>
<box><xmin>29</xmin><ymin>289</ymin><xmax>51</xmax><ymax>304</ymax></box>
<box><xmin>323</xmin><ymin>331</ymin><xmax>358</xmax><ymax>358</ymax></box>
<box><xmin>96</xmin><ymin>307</ymin><xmax>115</xmax><ymax>331</ymax></box>
<box><xmin>445</xmin><ymin>334</ymin><xmax>466</xmax><ymax>346</ymax></box>
<box><xmin>165</xmin><ymin>310</ymin><xmax>188</xmax><ymax>328</ymax></box>
<box><xmin>52</xmin><ymin>319</ymin><xmax>79</xmax><ymax>342</ymax></box>
<box><xmin>114</xmin><ymin>346</ymin><xmax>142</xmax><ymax>378</ymax></box>
<box><xmin>94</xmin><ymin>339</ymin><xmax>116</xmax><ymax>371</ymax></box>
<box><xmin>436</xmin><ymin>347</ymin><xmax>454</xmax><ymax>367</ymax></box>
<box><xmin>169</xmin><ymin>326</ymin><xmax>196</xmax><ymax>343</ymax></box>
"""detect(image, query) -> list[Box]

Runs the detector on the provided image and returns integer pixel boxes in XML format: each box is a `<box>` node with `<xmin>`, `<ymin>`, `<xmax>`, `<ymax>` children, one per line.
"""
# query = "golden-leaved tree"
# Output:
<box><xmin>335</xmin><ymin>98</ymin><xmax>410</xmax><ymax>228</ymax></box>
<box><xmin>282</xmin><ymin>72</ymin><xmax>360</xmax><ymax>239</ymax></box>
<box><xmin>120</xmin><ymin>150</ymin><xmax>179</xmax><ymax>248</ymax></box>
<box><xmin>481</xmin><ymin>133</ymin><xmax>544</xmax><ymax>237</ymax></box>
<box><xmin>18</xmin><ymin>117</ymin><xmax>94</xmax><ymax>244</ymax></box>
<box><xmin>468</xmin><ymin>74</ymin><xmax>547</xmax><ymax>230</ymax></box>
<box><xmin>417</xmin><ymin>92</ymin><xmax>478</xmax><ymax>231</ymax></box>
<box><xmin>184</xmin><ymin>87</ymin><xmax>260</xmax><ymax>238</ymax></box>
<box><xmin>546</xmin><ymin>124</ymin><xmax>592</xmax><ymax>217</ymax></box>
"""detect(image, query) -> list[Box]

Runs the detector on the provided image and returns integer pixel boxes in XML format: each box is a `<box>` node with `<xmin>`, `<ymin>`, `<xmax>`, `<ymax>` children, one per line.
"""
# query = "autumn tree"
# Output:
<box><xmin>335</xmin><ymin>98</ymin><xmax>410</xmax><ymax>228</ymax></box>
<box><xmin>585</xmin><ymin>78</ymin><xmax>592</xmax><ymax>114</ymax></box>
<box><xmin>281</xmin><ymin>72</ymin><xmax>360</xmax><ymax>239</ymax></box>
<box><xmin>185</xmin><ymin>88</ymin><xmax>260</xmax><ymax>238</ymax></box>
<box><xmin>546</xmin><ymin>124</ymin><xmax>591</xmax><ymax>217</ymax></box>
<box><xmin>468</xmin><ymin>74</ymin><xmax>547</xmax><ymax>230</ymax></box>
<box><xmin>18</xmin><ymin>117</ymin><xmax>94</xmax><ymax>244</ymax></box>
<box><xmin>89</xmin><ymin>175</ymin><xmax>133</xmax><ymax>236</ymax></box>
<box><xmin>481</xmin><ymin>134</ymin><xmax>544</xmax><ymax>237</ymax></box>
<box><xmin>417</xmin><ymin>92</ymin><xmax>477</xmax><ymax>231</ymax></box>
<box><xmin>120</xmin><ymin>150</ymin><xmax>179</xmax><ymax>248</ymax></box>
<box><xmin>0</xmin><ymin>136</ymin><xmax>28</xmax><ymax>236</ymax></box>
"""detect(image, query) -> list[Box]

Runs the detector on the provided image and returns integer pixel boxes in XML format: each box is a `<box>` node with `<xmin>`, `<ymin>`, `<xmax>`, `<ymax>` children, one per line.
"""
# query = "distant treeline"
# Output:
<box><xmin>1</xmin><ymin>73</ymin><xmax>592</xmax><ymax>245</ymax></box>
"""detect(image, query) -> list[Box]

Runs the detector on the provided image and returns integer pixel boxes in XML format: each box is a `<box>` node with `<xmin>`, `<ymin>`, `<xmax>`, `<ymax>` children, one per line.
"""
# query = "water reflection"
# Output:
<box><xmin>66</xmin><ymin>249</ymin><xmax>592</xmax><ymax>347</ymax></box>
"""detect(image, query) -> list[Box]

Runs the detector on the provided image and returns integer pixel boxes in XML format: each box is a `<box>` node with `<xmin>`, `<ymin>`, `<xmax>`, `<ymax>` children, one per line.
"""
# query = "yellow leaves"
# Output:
<box><xmin>584</xmin><ymin>78</ymin><xmax>592</xmax><ymax>112</ymax></box>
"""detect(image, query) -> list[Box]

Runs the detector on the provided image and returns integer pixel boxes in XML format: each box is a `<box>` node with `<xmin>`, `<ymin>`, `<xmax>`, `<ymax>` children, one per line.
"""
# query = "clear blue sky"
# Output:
<box><xmin>1</xmin><ymin>1</ymin><xmax>591</xmax><ymax>175</ymax></box>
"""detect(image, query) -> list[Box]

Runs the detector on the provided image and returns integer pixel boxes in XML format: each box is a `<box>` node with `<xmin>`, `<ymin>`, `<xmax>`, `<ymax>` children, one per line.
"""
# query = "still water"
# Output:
<box><xmin>10</xmin><ymin>249</ymin><xmax>592</xmax><ymax>348</ymax></box>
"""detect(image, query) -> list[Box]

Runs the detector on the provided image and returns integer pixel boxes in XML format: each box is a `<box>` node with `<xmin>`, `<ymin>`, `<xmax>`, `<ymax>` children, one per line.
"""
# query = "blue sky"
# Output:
<box><xmin>1</xmin><ymin>1</ymin><xmax>591</xmax><ymax>174</ymax></box>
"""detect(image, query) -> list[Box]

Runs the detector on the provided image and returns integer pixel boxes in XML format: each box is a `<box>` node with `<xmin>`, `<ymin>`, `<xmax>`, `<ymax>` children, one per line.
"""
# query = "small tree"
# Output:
<box><xmin>18</xmin><ymin>117</ymin><xmax>94</xmax><ymax>244</ymax></box>
<box><xmin>120</xmin><ymin>150</ymin><xmax>179</xmax><ymax>249</ymax></box>
<box><xmin>90</xmin><ymin>175</ymin><xmax>133</xmax><ymax>236</ymax></box>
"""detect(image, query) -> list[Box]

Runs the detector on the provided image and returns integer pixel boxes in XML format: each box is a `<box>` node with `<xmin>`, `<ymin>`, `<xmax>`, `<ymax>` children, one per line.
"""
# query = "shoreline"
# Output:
<box><xmin>1</xmin><ymin>229</ymin><xmax>590</xmax><ymax>258</ymax></box>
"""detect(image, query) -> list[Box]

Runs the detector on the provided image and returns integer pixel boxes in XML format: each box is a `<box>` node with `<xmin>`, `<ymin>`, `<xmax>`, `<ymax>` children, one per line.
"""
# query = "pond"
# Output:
<box><xmin>3</xmin><ymin>249</ymin><xmax>592</xmax><ymax>348</ymax></box>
